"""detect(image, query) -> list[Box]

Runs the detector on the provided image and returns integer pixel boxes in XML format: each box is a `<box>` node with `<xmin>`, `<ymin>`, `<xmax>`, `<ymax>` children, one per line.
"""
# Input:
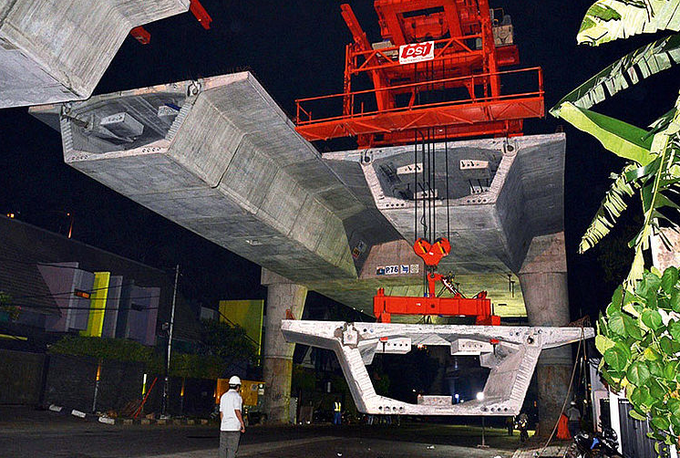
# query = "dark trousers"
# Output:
<box><xmin>219</xmin><ymin>431</ymin><xmax>241</xmax><ymax>458</ymax></box>
<box><xmin>568</xmin><ymin>421</ymin><xmax>579</xmax><ymax>438</ymax></box>
<box><xmin>333</xmin><ymin>412</ymin><xmax>342</xmax><ymax>425</ymax></box>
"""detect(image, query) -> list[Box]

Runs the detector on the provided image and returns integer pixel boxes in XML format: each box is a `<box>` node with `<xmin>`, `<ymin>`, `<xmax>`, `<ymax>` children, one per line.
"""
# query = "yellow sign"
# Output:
<box><xmin>216</xmin><ymin>379</ymin><xmax>264</xmax><ymax>407</ymax></box>
<box><xmin>81</xmin><ymin>272</ymin><xmax>110</xmax><ymax>337</ymax></box>
<box><xmin>218</xmin><ymin>300</ymin><xmax>264</xmax><ymax>355</ymax></box>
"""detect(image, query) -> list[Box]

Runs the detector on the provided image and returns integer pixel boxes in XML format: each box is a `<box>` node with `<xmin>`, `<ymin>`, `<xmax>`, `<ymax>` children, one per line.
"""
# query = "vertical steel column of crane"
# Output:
<box><xmin>478</xmin><ymin>0</ymin><xmax>500</xmax><ymax>100</ymax></box>
<box><xmin>341</xmin><ymin>5</ymin><xmax>393</xmax><ymax>116</ymax></box>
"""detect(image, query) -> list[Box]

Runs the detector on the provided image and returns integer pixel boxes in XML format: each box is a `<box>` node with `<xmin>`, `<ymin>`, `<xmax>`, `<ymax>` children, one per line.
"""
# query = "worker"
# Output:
<box><xmin>219</xmin><ymin>376</ymin><xmax>246</xmax><ymax>458</ymax></box>
<box><xmin>506</xmin><ymin>416</ymin><xmax>514</xmax><ymax>436</ymax></box>
<box><xmin>333</xmin><ymin>398</ymin><xmax>342</xmax><ymax>425</ymax></box>
<box><xmin>516</xmin><ymin>412</ymin><xmax>529</xmax><ymax>442</ymax></box>
<box><xmin>566</xmin><ymin>401</ymin><xmax>581</xmax><ymax>438</ymax></box>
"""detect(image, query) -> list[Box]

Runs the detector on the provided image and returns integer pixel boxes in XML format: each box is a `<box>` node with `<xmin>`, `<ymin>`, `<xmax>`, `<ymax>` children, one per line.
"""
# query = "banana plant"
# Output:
<box><xmin>552</xmin><ymin>1</ymin><xmax>680</xmax><ymax>289</ymax></box>
<box><xmin>552</xmin><ymin>0</ymin><xmax>680</xmax><ymax>449</ymax></box>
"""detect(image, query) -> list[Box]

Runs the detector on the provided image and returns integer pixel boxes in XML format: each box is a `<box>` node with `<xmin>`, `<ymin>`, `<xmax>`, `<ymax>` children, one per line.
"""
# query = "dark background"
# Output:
<box><xmin>1</xmin><ymin>0</ymin><xmax>678</xmax><ymax>319</ymax></box>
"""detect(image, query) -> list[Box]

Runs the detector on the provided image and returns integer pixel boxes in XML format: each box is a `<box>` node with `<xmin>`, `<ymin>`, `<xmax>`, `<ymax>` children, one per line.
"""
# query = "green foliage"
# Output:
<box><xmin>0</xmin><ymin>291</ymin><xmax>20</xmax><ymax>321</ymax></box>
<box><xmin>550</xmin><ymin>34</ymin><xmax>680</xmax><ymax>117</ymax></box>
<box><xmin>372</xmin><ymin>370</ymin><xmax>391</xmax><ymax>396</ymax></box>
<box><xmin>170</xmin><ymin>353</ymin><xmax>225</xmax><ymax>379</ymax></box>
<box><xmin>580</xmin><ymin>165</ymin><xmax>638</xmax><ymax>254</ymax></box>
<box><xmin>49</xmin><ymin>335</ymin><xmax>156</xmax><ymax>363</ymax></box>
<box><xmin>197</xmin><ymin>319</ymin><xmax>257</xmax><ymax>367</ymax></box>
<box><xmin>552</xmin><ymin>0</ymin><xmax>680</xmax><ymax>287</ymax></box>
<box><xmin>553</xmin><ymin>6</ymin><xmax>680</xmax><ymax>449</ymax></box>
<box><xmin>597</xmin><ymin>267</ymin><xmax>680</xmax><ymax>446</ymax></box>
<box><xmin>577</xmin><ymin>0</ymin><xmax>680</xmax><ymax>46</ymax></box>
<box><xmin>49</xmin><ymin>335</ymin><xmax>228</xmax><ymax>379</ymax></box>
<box><xmin>596</xmin><ymin>217</ymin><xmax>640</xmax><ymax>285</ymax></box>
<box><xmin>292</xmin><ymin>365</ymin><xmax>317</xmax><ymax>393</ymax></box>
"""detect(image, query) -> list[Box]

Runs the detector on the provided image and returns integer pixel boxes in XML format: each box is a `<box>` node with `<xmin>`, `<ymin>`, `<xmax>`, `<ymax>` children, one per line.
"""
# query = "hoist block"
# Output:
<box><xmin>413</xmin><ymin>237</ymin><xmax>450</xmax><ymax>267</ymax></box>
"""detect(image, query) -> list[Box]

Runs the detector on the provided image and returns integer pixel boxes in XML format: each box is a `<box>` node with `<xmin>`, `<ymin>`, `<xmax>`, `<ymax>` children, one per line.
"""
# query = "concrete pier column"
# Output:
<box><xmin>518</xmin><ymin>232</ymin><xmax>571</xmax><ymax>436</ymax></box>
<box><xmin>261</xmin><ymin>269</ymin><xmax>307</xmax><ymax>424</ymax></box>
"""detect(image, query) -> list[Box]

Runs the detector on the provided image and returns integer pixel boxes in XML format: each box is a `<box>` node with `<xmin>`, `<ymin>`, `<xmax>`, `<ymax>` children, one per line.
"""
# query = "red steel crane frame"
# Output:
<box><xmin>294</xmin><ymin>0</ymin><xmax>545</xmax><ymax>148</ymax></box>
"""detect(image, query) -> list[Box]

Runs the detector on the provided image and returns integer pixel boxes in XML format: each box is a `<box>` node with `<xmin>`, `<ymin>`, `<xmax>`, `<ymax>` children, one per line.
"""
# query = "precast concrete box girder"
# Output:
<box><xmin>0</xmin><ymin>0</ymin><xmax>190</xmax><ymax>108</ymax></box>
<box><xmin>30</xmin><ymin>71</ymin><xmax>566</xmax><ymax>318</ymax></box>
<box><xmin>324</xmin><ymin>134</ymin><xmax>566</xmax><ymax>275</ymax></box>
<box><xmin>30</xmin><ymin>72</ymin><xmax>376</xmax><ymax>284</ymax></box>
<box><xmin>282</xmin><ymin>320</ymin><xmax>593</xmax><ymax>416</ymax></box>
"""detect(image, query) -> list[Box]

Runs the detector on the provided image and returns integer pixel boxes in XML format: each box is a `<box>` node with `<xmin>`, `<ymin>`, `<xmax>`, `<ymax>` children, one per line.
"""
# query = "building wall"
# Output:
<box><xmin>43</xmin><ymin>354</ymin><xmax>144</xmax><ymax>412</ymax></box>
<box><xmin>0</xmin><ymin>349</ymin><xmax>45</xmax><ymax>405</ymax></box>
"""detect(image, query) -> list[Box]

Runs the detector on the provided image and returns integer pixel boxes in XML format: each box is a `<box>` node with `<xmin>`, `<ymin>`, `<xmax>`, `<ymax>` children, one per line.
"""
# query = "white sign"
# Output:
<box><xmin>399</xmin><ymin>41</ymin><xmax>435</xmax><ymax>65</ymax></box>
<box><xmin>385</xmin><ymin>265</ymin><xmax>400</xmax><ymax>275</ymax></box>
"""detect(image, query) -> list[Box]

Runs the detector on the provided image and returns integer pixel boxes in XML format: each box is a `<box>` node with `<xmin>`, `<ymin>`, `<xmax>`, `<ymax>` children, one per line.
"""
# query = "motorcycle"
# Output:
<box><xmin>565</xmin><ymin>427</ymin><xmax>623</xmax><ymax>458</ymax></box>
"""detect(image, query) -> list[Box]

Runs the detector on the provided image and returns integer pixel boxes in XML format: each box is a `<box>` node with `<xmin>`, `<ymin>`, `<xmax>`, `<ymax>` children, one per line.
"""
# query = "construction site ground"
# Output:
<box><xmin>0</xmin><ymin>406</ymin><xmax>574</xmax><ymax>458</ymax></box>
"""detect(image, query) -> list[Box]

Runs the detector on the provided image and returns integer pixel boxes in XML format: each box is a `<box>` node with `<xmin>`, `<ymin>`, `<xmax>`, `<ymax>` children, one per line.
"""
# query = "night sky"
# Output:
<box><xmin>1</xmin><ymin>0</ymin><xmax>679</xmax><ymax>319</ymax></box>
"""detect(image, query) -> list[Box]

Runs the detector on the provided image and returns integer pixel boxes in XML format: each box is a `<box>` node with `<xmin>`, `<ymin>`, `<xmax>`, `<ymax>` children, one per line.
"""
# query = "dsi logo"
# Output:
<box><xmin>399</xmin><ymin>41</ymin><xmax>435</xmax><ymax>65</ymax></box>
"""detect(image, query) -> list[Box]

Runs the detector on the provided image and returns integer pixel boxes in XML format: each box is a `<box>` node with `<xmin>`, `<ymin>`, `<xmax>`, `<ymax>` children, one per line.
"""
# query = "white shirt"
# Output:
<box><xmin>220</xmin><ymin>389</ymin><xmax>243</xmax><ymax>431</ymax></box>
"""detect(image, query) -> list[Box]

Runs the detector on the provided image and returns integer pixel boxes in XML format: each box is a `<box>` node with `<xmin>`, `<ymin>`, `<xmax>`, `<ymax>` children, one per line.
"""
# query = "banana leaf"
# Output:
<box><xmin>578</xmin><ymin>0</ymin><xmax>680</xmax><ymax>46</ymax></box>
<box><xmin>625</xmin><ymin>109</ymin><xmax>680</xmax><ymax>285</ymax></box>
<box><xmin>579</xmin><ymin>163</ymin><xmax>638</xmax><ymax>253</ymax></box>
<box><xmin>550</xmin><ymin>33</ymin><xmax>680</xmax><ymax>115</ymax></box>
<box><xmin>556</xmin><ymin>103</ymin><xmax>655</xmax><ymax>164</ymax></box>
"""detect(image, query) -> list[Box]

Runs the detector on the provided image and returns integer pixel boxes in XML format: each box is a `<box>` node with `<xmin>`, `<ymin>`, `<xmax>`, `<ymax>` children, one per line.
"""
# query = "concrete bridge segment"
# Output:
<box><xmin>0</xmin><ymin>0</ymin><xmax>190</xmax><ymax>108</ymax></box>
<box><xmin>29</xmin><ymin>72</ymin><xmax>573</xmax><ymax>426</ymax></box>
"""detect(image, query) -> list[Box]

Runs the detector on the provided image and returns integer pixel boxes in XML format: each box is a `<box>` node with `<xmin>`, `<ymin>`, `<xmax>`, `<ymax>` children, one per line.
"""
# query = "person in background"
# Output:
<box><xmin>333</xmin><ymin>398</ymin><xmax>342</xmax><ymax>425</ymax></box>
<box><xmin>506</xmin><ymin>416</ymin><xmax>514</xmax><ymax>436</ymax></box>
<box><xmin>566</xmin><ymin>400</ymin><xmax>581</xmax><ymax>439</ymax></box>
<box><xmin>516</xmin><ymin>412</ymin><xmax>529</xmax><ymax>443</ymax></box>
<box><xmin>219</xmin><ymin>376</ymin><xmax>246</xmax><ymax>458</ymax></box>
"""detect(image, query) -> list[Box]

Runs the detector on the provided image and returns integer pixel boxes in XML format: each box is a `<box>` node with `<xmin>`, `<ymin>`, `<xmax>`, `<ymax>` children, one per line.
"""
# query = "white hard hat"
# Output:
<box><xmin>229</xmin><ymin>376</ymin><xmax>241</xmax><ymax>386</ymax></box>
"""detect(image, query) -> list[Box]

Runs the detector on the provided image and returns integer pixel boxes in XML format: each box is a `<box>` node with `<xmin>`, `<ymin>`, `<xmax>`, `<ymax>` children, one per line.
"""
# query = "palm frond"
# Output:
<box><xmin>578</xmin><ymin>0</ymin><xmax>680</xmax><ymax>46</ymax></box>
<box><xmin>579</xmin><ymin>164</ymin><xmax>639</xmax><ymax>253</ymax></box>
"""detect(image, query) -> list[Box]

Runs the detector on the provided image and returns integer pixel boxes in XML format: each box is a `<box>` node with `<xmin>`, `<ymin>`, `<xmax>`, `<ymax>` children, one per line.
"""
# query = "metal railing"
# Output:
<box><xmin>296</xmin><ymin>66</ymin><xmax>544</xmax><ymax>126</ymax></box>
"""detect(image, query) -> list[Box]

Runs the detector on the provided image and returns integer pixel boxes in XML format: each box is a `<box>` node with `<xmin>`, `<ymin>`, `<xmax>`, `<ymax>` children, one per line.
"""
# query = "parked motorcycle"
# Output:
<box><xmin>565</xmin><ymin>427</ymin><xmax>623</xmax><ymax>458</ymax></box>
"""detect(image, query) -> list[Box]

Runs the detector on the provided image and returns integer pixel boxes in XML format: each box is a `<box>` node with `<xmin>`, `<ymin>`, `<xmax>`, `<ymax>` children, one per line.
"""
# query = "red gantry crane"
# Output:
<box><xmin>296</xmin><ymin>0</ymin><xmax>542</xmax><ymax>325</ymax></box>
<box><xmin>374</xmin><ymin>238</ymin><xmax>499</xmax><ymax>325</ymax></box>
<box><xmin>295</xmin><ymin>0</ymin><xmax>544</xmax><ymax>148</ymax></box>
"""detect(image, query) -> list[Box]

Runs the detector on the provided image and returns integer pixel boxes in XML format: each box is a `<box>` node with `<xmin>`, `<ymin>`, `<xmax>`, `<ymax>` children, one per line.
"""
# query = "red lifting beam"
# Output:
<box><xmin>373</xmin><ymin>287</ymin><xmax>499</xmax><ymax>325</ymax></box>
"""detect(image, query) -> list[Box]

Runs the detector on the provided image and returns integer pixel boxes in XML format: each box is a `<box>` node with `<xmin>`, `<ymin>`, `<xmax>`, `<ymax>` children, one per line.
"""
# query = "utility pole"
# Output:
<box><xmin>162</xmin><ymin>264</ymin><xmax>179</xmax><ymax>417</ymax></box>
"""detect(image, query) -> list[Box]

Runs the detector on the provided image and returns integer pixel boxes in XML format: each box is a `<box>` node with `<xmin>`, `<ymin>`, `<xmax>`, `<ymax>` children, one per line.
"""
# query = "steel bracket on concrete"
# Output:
<box><xmin>282</xmin><ymin>320</ymin><xmax>593</xmax><ymax>416</ymax></box>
